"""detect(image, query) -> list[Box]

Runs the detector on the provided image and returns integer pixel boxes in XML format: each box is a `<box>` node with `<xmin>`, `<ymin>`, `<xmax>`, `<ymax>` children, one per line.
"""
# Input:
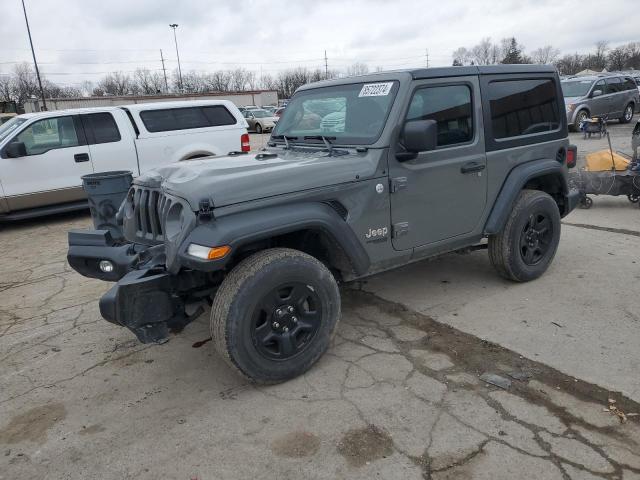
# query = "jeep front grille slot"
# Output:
<box><xmin>129</xmin><ymin>186</ymin><xmax>170</xmax><ymax>243</ymax></box>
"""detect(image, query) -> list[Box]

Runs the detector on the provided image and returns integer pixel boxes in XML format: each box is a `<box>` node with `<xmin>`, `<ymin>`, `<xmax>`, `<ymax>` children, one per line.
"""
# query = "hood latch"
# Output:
<box><xmin>198</xmin><ymin>199</ymin><xmax>214</xmax><ymax>221</ymax></box>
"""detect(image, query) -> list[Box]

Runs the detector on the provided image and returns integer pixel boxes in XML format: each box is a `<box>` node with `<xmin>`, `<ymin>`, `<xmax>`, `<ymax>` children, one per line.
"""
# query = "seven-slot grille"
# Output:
<box><xmin>128</xmin><ymin>186</ymin><xmax>172</xmax><ymax>243</ymax></box>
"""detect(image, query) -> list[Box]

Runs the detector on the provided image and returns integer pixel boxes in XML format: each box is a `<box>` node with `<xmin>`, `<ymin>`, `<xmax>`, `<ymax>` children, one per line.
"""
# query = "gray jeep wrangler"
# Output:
<box><xmin>68</xmin><ymin>65</ymin><xmax>579</xmax><ymax>383</ymax></box>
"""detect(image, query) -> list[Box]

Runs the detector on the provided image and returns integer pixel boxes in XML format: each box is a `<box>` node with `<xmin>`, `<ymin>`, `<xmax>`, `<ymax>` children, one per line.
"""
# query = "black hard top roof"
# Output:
<box><xmin>409</xmin><ymin>64</ymin><xmax>557</xmax><ymax>79</ymax></box>
<box><xmin>297</xmin><ymin>64</ymin><xmax>558</xmax><ymax>91</ymax></box>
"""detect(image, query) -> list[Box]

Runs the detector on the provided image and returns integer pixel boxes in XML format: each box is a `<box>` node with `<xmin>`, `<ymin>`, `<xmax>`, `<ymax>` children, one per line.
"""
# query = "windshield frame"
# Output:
<box><xmin>271</xmin><ymin>80</ymin><xmax>400</xmax><ymax>147</ymax></box>
<box><xmin>0</xmin><ymin>116</ymin><xmax>28</xmax><ymax>144</ymax></box>
<box><xmin>561</xmin><ymin>79</ymin><xmax>594</xmax><ymax>98</ymax></box>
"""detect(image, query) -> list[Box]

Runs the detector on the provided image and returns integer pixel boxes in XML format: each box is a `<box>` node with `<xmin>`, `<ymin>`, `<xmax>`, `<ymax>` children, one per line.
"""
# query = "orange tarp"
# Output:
<box><xmin>585</xmin><ymin>150</ymin><xmax>630</xmax><ymax>172</ymax></box>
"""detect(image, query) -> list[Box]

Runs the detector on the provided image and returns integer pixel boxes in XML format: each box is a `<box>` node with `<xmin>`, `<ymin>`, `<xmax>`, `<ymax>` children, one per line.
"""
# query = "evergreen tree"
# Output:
<box><xmin>502</xmin><ymin>38</ymin><xmax>524</xmax><ymax>64</ymax></box>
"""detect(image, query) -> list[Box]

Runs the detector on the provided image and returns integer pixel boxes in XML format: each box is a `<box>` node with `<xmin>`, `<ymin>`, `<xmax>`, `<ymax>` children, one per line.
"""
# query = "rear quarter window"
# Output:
<box><xmin>140</xmin><ymin>106</ymin><xmax>237</xmax><ymax>133</ymax></box>
<box><xmin>488</xmin><ymin>78</ymin><xmax>560</xmax><ymax>139</ymax></box>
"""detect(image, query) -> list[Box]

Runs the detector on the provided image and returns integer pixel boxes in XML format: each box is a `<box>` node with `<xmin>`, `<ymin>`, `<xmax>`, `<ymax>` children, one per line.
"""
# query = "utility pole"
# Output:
<box><xmin>324</xmin><ymin>50</ymin><xmax>329</xmax><ymax>79</ymax></box>
<box><xmin>426</xmin><ymin>49</ymin><xmax>430</xmax><ymax>68</ymax></box>
<box><xmin>160</xmin><ymin>49</ymin><xmax>168</xmax><ymax>93</ymax></box>
<box><xmin>20</xmin><ymin>0</ymin><xmax>46</xmax><ymax>111</ymax></box>
<box><xmin>169</xmin><ymin>24</ymin><xmax>183</xmax><ymax>93</ymax></box>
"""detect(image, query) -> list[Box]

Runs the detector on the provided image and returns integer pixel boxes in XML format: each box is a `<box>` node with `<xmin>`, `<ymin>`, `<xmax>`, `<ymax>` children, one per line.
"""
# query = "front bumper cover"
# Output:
<box><xmin>67</xmin><ymin>229</ymin><xmax>207</xmax><ymax>343</ymax></box>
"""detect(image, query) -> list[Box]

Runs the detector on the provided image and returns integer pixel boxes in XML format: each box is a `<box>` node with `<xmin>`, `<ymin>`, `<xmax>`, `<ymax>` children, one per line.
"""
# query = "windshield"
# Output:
<box><xmin>272</xmin><ymin>80</ymin><xmax>399</xmax><ymax>145</ymax></box>
<box><xmin>251</xmin><ymin>110</ymin><xmax>271</xmax><ymax>118</ymax></box>
<box><xmin>0</xmin><ymin>117</ymin><xmax>27</xmax><ymax>143</ymax></box>
<box><xmin>561</xmin><ymin>80</ymin><xmax>593</xmax><ymax>98</ymax></box>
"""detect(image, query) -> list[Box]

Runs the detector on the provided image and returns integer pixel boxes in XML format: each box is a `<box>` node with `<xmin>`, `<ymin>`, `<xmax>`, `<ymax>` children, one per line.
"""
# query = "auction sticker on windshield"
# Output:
<box><xmin>359</xmin><ymin>82</ymin><xmax>393</xmax><ymax>97</ymax></box>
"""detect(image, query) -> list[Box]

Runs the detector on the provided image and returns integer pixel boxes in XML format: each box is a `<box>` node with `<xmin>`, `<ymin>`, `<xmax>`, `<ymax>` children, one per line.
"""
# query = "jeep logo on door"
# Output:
<box><xmin>365</xmin><ymin>226</ymin><xmax>388</xmax><ymax>243</ymax></box>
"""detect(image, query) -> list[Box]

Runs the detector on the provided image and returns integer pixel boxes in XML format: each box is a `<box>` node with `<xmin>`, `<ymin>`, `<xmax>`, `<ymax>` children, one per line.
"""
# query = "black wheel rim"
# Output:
<box><xmin>519</xmin><ymin>213</ymin><xmax>554</xmax><ymax>266</ymax></box>
<box><xmin>251</xmin><ymin>282</ymin><xmax>322</xmax><ymax>360</ymax></box>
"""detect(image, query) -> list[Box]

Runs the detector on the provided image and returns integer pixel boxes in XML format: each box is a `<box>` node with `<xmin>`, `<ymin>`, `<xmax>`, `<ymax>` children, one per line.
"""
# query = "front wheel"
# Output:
<box><xmin>255</xmin><ymin>123</ymin><xmax>263</xmax><ymax>134</ymax></box>
<box><xmin>210</xmin><ymin>248</ymin><xmax>341</xmax><ymax>383</ymax></box>
<box><xmin>488</xmin><ymin>190</ymin><xmax>561</xmax><ymax>282</ymax></box>
<box><xmin>573</xmin><ymin>110</ymin><xmax>589</xmax><ymax>131</ymax></box>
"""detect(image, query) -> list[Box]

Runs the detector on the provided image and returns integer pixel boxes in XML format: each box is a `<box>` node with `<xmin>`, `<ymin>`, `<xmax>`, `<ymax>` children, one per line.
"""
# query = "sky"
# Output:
<box><xmin>1</xmin><ymin>0</ymin><xmax>638</xmax><ymax>87</ymax></box>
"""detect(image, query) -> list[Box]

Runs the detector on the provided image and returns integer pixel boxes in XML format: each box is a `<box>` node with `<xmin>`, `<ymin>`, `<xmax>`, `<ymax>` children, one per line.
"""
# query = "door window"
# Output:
<box><xmin>488</xmin><ymin>79</ymin><xmax>560</xmax><ymax>139</ymax></box>
<box><xmin>83</xmin><ymin>112</ymin><xmax>121</xmax><ymax>144</ymax></box>
<box><xmin>593</xmin><ymin>80</ymin><xmax>606</xmax><ymax>95</ymax></box>
<box><xmin>14</xmin><ymin>116</ymin><xmax>79</xmax><ymax>155</ymax></box>
<box><xmin>623</xmin><ymin>78</ymin><xmax>637</xmax><ymax>91</ymax></box>
<box><xmin>606</xmin><ymin>77</ymin><xmax>623</xmax><ymax>93</ymax></box>
<box><xmin>405</xmin><ymin>85</ymin><xmax>473</xmax><ymax>147</ymax></box>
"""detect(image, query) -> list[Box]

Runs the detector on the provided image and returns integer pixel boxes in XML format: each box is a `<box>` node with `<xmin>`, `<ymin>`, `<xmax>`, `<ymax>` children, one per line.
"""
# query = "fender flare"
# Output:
<box><xmin>176</xmin><ymin>202</ymin><xmax>371</xmax><ymax>276</ymax></box>
<box><xmin>483</xmin><ymin>159</ymin><xmax>568</xmax><ymax>235</ymax></box>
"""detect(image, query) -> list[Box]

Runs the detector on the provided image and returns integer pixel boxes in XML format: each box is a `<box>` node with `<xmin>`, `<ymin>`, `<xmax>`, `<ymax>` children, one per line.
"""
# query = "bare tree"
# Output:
<box><xmin>452</xmin><ymin>47</ymin><xmax>471</xmax><ymax>66</ymax></box>
<box><xmin>607</xmin><ymin>47</ymin><xmax>629</xmax><ymax>71</ymax></box>
<box><xmin>346</xmin><ymin>62</ymin><xmax>369</xmax><ymax>77</ymax></box>
<box><xmin>471</xmin><ymin>38</ymin><xmax>494</xmax><ymax>65</ymax></box>
<box><xmin>134</xmin><ymin>69</ymin><xmax>165</xmax><ymax>94</ymax></box>
<box><xmin>97</xmin><ymin>72</ymin><xmax>136</xmax><ymax>96</ymax></box>
<box><xmin>531</xmin><ymin>45</ymin><xmax>560</xmax><ymax>64</ymax></box>
<box><xmin>0</xmin><ymin>74</ymin><xmax>14</xmax><ymax>102</ymax></box>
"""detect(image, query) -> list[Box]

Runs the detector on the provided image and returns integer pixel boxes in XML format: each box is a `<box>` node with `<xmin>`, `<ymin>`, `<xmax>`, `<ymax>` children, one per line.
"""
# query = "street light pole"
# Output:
<box><xmin>169</xmin><ymin>24</ymin><xmax>183</xmax><ymax>93</ymax></box>
<box><xmin>21</xmin><ymin>0</ymin><xmax>47</xmax><ymax>111</ymax></box>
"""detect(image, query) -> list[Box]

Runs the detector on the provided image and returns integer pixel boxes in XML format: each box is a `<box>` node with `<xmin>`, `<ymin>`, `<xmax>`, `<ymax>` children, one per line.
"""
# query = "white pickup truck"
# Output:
<box><xmin>0</xmin><ymin>100</ymin><xmax>250</xmax><ymax>220</ymax></box>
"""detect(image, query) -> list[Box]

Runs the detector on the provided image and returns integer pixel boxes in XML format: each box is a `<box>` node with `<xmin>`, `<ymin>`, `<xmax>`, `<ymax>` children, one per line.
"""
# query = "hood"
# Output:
<box><xmin>135</xmin><ymin>148</ymin><xmax>381</xmax><ymax>209</ymax></box>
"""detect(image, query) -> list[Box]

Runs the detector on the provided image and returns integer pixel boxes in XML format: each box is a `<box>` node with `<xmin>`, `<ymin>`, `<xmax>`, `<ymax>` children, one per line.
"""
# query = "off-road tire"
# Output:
<box><xmin>210</xmin><ymin>248</ymin><xmax>340</xmax><ymax>383</ymax></box>
<box><xmin>573</xmin><ymin>109</ymin><xmax>589</xmax><ymax>131</ymax></box>
<box><xmin>620</xmin><ymin>103</ymin><xmax>634</xmax><ymax>124</ymax></box>
<box><xmin>488</xmin><ymin>189</ymin><xmax>561</xmax><ymax>282</ymax></box>
<box><xmin>255</xmin><ymin>123</ymin><xmax>263</xmax><ymax>134</ymax></box>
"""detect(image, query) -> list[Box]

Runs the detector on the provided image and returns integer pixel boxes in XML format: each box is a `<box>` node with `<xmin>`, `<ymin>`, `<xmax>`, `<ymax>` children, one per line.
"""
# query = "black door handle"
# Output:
<box><xmin>460</xmin><ymin>162</ymin><xmax>486</xmax><ymax>174</ymax></box>
<box><xmin>74</xmin><ymin>153</ymin><xmax>90</xmax><ymax>163</ymax></box>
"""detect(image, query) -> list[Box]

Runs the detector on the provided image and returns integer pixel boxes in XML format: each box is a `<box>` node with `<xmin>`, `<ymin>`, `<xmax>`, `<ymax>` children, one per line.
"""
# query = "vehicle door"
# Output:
<box><xmin>389</xmin><ymin>77</ymin><xmax>487</xmax><ymax>250</ymax></box>
<box><xmin>244</xmin><ymin>110</ymin><xmax>256</xmax><ymax>131</ymax></box>
<box><xmin>81</xmin><ymin>111</ymin><xmax>139</xmax><ymax>175</ymax></box>
<box><xmin>0</xmin><ymin>115</ymin><xmax>93</xmax><ymax>211</ymax></box>
<box><xmin>605</xmin><ymin>77</ymin><xmax>624</xmax><ymax>117</ymax></box>
<box><xmin>589</xmin><ymin>79</ymin><xmax>610</xmax><ymax>117</ymax></box>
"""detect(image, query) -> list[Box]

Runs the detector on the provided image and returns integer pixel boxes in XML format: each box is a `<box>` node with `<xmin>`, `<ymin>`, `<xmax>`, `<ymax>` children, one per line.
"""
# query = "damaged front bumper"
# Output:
<box><xmin>67</xmin><ymin>229</ymin><xmax>209</xmax><ymax>343</ymax></box>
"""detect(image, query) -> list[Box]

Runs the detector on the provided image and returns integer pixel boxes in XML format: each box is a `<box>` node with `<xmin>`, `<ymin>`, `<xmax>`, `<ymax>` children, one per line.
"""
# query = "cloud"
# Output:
<box><xmin>1</xmin><ymin>0</ymin><xmax>638</xmax><ymax>85</ymax></box>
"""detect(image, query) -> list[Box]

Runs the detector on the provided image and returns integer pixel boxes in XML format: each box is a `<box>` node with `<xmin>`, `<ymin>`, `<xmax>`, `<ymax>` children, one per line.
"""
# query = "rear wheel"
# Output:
<box><xmin>210</xmin><ymin>248</ymin><xmax>340</xmax><ymax>383</ymax></box>
<box><xmin>489</xmin><ymin>190</ymin><xmax>561</xmax><ymax>282</ymax></box>
<box><xmin>255</xmin><ymin>123</ymin><xmax>263</xmax><ymax>134</ymax></box>
<box><xmin>620</xmin><ymin>103</ymin><xmax>634</xmax><ymax>124</ymax></box>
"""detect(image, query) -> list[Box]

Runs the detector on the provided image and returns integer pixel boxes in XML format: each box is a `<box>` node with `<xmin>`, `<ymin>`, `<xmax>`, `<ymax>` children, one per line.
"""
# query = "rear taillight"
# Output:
<box><xmin>566</xmin><ymin>145</ymin><xmax>577</xmax><ymax>169</ymax></box>
<box><xmin>241</xmin><ymin>133</ymin><xmax>250</xmax><ymax>152</ymax></box>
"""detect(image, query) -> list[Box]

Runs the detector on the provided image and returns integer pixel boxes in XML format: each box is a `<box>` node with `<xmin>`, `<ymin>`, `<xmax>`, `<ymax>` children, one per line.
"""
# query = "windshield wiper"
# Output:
<box><xmin>304</xmin><ymin>135</ymin><xmax>337</xmax><ymax>155</ymax></box>
<box><xmin>271</xmin><ymin>134</ymin><xmax>297</xmax><ymax>149</ymax></box>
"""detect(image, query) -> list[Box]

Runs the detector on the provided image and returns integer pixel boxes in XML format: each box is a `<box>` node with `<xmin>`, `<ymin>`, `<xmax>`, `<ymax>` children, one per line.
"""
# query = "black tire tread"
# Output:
<box><xmin>488</xmin><ymin>189</ymin><xmax>560</xmax><ymax>282</ymax></box>
<box><xmin>210</xmin><ymin>247</ymin><xmax>339</xmax><ymax>383</ymax></box>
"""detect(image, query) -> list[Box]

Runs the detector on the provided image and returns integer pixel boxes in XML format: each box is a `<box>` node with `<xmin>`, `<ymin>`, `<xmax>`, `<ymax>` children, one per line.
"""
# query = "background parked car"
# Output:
<box><xmin>243</xmin><ymin>108</ymin><xmax>277</xmax><ymax>133</ymax></box>
<box><xmin>0</xmin><ymin>100</ymin><xmax>249</xmax><ymax>220</ymax></box>
<box><xmin>562</xmin><ymin>74</ymin><xmax>639</xmax><ymax>130</ymax></box>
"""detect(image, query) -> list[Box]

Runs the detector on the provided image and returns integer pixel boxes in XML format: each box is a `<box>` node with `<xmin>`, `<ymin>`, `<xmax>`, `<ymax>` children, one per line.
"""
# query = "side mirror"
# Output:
<box><xmin>592</xmin><ymin>89</ymin><xmax>603</xmax><ymax>98</ymax></box>
<box><xmin>401</xmin><ymin>119</ymin><xmax>438</xmax><ymax>156</ymax></box>
<box><xmin>4</xmin><ymin>141</ymin><xmax>27</xmax><ymax>158</ymax></box>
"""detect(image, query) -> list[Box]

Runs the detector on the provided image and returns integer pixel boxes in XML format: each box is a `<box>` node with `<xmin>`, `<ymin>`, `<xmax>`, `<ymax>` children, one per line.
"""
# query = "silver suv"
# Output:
<box><xmin>562</xmin><ymin>74</ymin><xmax>639</xmax><ymax>130</ymax></box>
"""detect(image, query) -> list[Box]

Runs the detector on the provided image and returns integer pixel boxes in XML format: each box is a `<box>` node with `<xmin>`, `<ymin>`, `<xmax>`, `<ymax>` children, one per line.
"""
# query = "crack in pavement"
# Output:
<box><xmin>563</xmin><ymin>221</ymin><xmax>640</xmax><ymax>237</ymax></box>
